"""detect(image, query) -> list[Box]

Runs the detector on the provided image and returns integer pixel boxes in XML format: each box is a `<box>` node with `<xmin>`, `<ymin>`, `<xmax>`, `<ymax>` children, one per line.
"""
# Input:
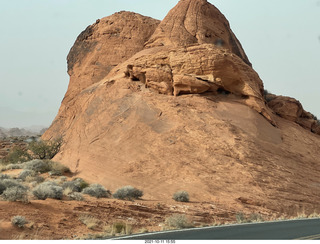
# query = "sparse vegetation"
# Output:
<box><xmin>68</xmin><ymin>192</ymin><xmax>84</xmax><ymax>201</ymax></box>
<box><xmin>164</xmin><ymin>214</ymin><xmax>194</xmax><ymax>230</ymax></box>
<box><xmin>235</xmin><ymin>212</ymin><xmax>264</xmax><ymax>223</ymax></box>
<box><xmin>18</xmin><ymin>169</ymin><xmax>37</xmax><ymax>181</ymax></box>
<box><xmin>62</xmin><ymin>178</ymin><xmax>89</xmax><ymax>193</ymax></box>
<box><xmin>28</xmin><ymin>137</ymin><xmax>62</xmax><ymax>160</ymax></box>
<box><xmin>112</xmin><ymin>222</ymin><xmax>132</xmax><ymax>235</ymax></box>
<box><xmin>5</xmin><ymin>164</ymin><xmax>23</xmax><ymax>170</ymax></box>
<box><xmin>23</xmin><ymin>159</ymin><xmax>50</xmax><ymax>173</ymax></box>
<box><xmin>79</xmin><ymin>214</ymin><xmax>99</xmax><ymax>230</ymax></box>
<box><xmin>263</xmin><ymin>89</ymin><xmax>275</xmax><ymax>102</ymax></box>
<box><xmin>48</xmin><ymin>161</ymin><xmax>71</xmax><ymax>175</ymax></box>
<box><xmin>0</xmin><ymin>174</ymin><xmax>11</xmax><ymax>180</ymax></box>
<box><xmin>173</xmin><ymin>191</ymin><xmax>189</xmax><ymax>202</ymax></box>
<box><xmin>113</xmin><ymin>186</ymin><xmax>143</xmax><ymax>200</ymax></box>
<box><xmin>3</xmin><ymin>146</ymin><xmax>31</xmax><ymax>164</ymax></box>
<box><xmin>82</xmin><ymin>184</ymin><xmax>111</xmax><ymax>198</ymax></box>
<box><xmin>32</xmin><ymin>181</ymin><xmax>63</xmax><ymax>200</ymax></box>
<box><xmin>11</xmin><ymin>216</ymin><xmax>27</xmax><ymax>228</ymax></box>
<box><xmin>2</xmin><ymin>186</ymin><xmax>29</xmax><ymax>203</ymax></box>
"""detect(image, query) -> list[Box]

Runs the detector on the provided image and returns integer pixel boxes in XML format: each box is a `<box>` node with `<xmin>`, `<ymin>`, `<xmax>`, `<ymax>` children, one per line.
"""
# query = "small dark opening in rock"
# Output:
<box><xmin>217</xmin><ymin>88</ymin><xmax>230</xmax><ymax>95</ymax></box>
<box><xmin>131</xmin><ymin>76</ymin><xmax>140</xmax><ymax>81</ymax></box>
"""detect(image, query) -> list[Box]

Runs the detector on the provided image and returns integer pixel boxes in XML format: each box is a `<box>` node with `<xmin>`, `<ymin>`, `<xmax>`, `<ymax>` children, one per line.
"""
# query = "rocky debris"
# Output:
<box><xmin>267</xmin><ymin>95</ymin><xmax>320</xmax><ymax>135</ymax></box>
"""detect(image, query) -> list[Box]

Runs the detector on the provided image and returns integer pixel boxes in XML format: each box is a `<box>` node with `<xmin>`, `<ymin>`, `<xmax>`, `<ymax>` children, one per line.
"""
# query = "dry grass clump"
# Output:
<box><xmin>62</xmin><ymin>178</ymin><xmax>89</xmax><ymax>193</ymax></box>
<box><xmin>47</xmin><ymin>161</ymin><xmax>71</xmax><ymax>176</ymax></box>
<box><xmin>164</xmin><ymin>214</ymin><xmax>194</xmax><ymax>230</ymax></box>
<box><xmin>79</xmin><ymin>214</ymin><xmax>99</xmax><ymax>230</ymax></box>
<box><xmin>111</xmin><ymin>222</ymin><xmax>132</xmax><ymax>235</ymax></box>
<box><xmin>235</xmin><ymin>212</ymin><xmax>264</xmax><ymax>223</ymax></box>
<box><xmin>113</xmin><ymin>186</ymin><xmax>143</xmax><ymax>200</ymax></box>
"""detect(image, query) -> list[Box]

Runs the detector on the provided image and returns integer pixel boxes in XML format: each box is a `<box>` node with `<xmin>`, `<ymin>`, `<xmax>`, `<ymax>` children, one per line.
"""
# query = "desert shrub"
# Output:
<box><xmin>1</xmin><ymin>179</ymin><xmax>26</xmax><ymax>190</ymax></box>
<box><xmin>112</xmin><ymin>222</ymin><xmax>132</xmax><ymax>235</ymax></box>
<box><xmin>0</xmin><ymin>174</ymin><xmax>11</xmax><ymax>180</ymax></box>
<box><xmin>249</xmin><ymin>213</ymin><xmax>264</xmax><ymax>222</ymax></box>
<box><xmin>23</xmin><ymin>159</ymin><xmax>50</xmax><ymax>173</ymax></box>
<box><xmin>82</xmin><ymin>184</ymin><xmax>111</xmax><ymax>198</ymax></box>
<box><xmin>25</xmin><ymin>175</ymin><xmax>45</xmax><ymax>184</ymax></box>
<box><xmin>2</xmin><ymin>186</ymin><xmax>29</xmax><ymax>202</ymax></box>
<box><xmin>236</xmin><ymin>212</ymin><xmax>247</xmax><ymax>223</ymax></box>
<box><xmin>18</xmin><ymin>170</ymin><xmax>37</xmax><ymax>181</ymax></box>
<box><xmin>0</xmin><ymin>181</ymin><xmax>5</xmax><ymax>194</ymax></box>
<box><xmin>48</xmin><ymin>161</ymin><xmax>70</xmax><ymax>175</ymax></box>
<box><xmin>164</xmin><ymin>214</ymin><xmax>193</xmax><ymax>229</ymax></box>
<box><xmin>3</xmin><ymin>146</ymin><xmax>31</xmax><ymax>164</ymax></box>
<box><xmin>235</xmin><ymin>212</ymin><xmax>264</xmax><ymax>223</ymax></box>
<box><xmin>62</xmin><ymin>178</ymin><xmax>89</xmax><ymax>192</ymax></box>
<box><xmin>11</xmin><ymin>216</ymin><xmax>27</xmax><ymax>228</ymax></box>
<box><xmin>6</xmin><ymin>164</ymin><xmax>23</xmax><ymax>170</ymax></box>
<box><xmin>32</xmin><ymin>181</ymin><xmax>63</xmax><ymax>200</ymax></box>
<box><xmin>68</xmin><ymin>192</ymin><xmax>84</xmax><ymax>201</ymax></box>
<box><xmin>59</xmin><ymin>176</ymin><xmax>67</xmax><ymax>182</ymax></box>
<box><xmin>79</xmin><ymin>214</ymin><xmax>99</xmax><ymax>230</ymax></box>
<box><xmin>173</xmin><ymin>191</ymin><xmax>189</xmax><ymax>202</ymax></box>
<box><xmin>28</xmin><ymin>137</ymin><xmax>62</xmax><ymax>160</ymax></box>
<box><xmin>113</xmin><ymin>186</ymin><xmax>143</xmax><ymax>200</ymax></box>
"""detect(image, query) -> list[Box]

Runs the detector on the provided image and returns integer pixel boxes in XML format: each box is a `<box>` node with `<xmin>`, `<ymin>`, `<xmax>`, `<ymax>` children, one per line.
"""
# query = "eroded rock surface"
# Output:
<box><xmin>268</xmin><ymin>95</ymin><xmax>320</xmax><ymax>135</ymax></box>
<box><xmin>43</xmin><ymin>0</ymin><xmax>320</xmax><ymax>216</ymax></box>
<box><xmin>65</xmin><ymin>11</ymin><xmax>160</xmax><ymax>102</ymax></box>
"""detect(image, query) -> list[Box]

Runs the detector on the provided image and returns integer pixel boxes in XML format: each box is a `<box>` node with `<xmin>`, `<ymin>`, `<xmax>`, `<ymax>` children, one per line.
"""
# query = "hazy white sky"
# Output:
<box><xmin>0</xmin><ymin>0</ymin><xmax>319</xmax><ymax>128</ymax></box>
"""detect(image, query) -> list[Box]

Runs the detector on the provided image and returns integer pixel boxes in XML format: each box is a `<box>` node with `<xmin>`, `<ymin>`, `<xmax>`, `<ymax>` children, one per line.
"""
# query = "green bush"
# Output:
<box><xmin>2</xmin><ymin>186</ymin><xmax>29</xmax><ymax>202</ymax></box>
<box><xmin>113</xmin><ymin>186</ymin><xmax>143</xmax><ymax>200</ymax></box>
<box><xmin>173</xmin><ymin>191</ymin><xmax>189</xmax><ymax>202</ymax></box>
<box><xmin>28</xmin><ymin>137</ymin><xmax>62</xmax><ymax>160</ymax></box>
<box><xmin>3</xmin><ymin>146</ymin><xmax>31</xmax><ymax>164</ymax></box>
<box><xmin>82</xmin><ymin>184</ymin><xmax>111</xmax><ymax>198</ymax></box>
<box><xmin>32</xmin><ymin>181</ymin><xmax>63</xmax><ymax>200</ymax></box>
<box><xmin>11</xmin><ymin>216</ymin><xmax>27</xmax><ymax>228</ymax></box>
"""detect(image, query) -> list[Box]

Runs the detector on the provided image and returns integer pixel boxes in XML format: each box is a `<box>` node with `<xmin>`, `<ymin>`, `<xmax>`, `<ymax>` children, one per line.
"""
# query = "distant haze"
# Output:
<box><xmin>0</xmin><ymin>0</ymin><xmax>319</xmax><ymax>128</ymax></box>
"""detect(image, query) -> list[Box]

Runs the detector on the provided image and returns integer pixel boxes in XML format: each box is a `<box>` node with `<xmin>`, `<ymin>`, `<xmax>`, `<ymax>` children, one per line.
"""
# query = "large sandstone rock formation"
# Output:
<box><xmin>44</xmin><ymin>0</ymin><xmax>320</xmax><ymax>214</ymax></box>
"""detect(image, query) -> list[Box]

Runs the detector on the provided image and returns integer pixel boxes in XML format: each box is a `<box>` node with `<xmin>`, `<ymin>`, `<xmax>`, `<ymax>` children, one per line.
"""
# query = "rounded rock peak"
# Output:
<box><xmin>145</xmin><ymin>0</ymin><xmax>251</xmax><ymax>66</ymax></box>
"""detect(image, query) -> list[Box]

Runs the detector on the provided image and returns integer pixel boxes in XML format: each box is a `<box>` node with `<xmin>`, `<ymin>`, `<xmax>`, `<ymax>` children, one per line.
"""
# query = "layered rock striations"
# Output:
<box><xmin>44</xmin><ymin>0</ymin><xmax>320</xmax><ymax>214</ymax></box>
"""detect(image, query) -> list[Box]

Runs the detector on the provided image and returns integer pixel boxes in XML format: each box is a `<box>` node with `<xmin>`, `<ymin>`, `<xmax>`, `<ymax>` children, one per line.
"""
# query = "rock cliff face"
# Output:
<box><xmin>64</xmin><ymin>11</ymin><xmax>160</xmax><ymax>103</ymax></box>
<box><xmin>44</xmin><ymin>0</ymin><xmax>320</xmax><ymax>214</ymax></box>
